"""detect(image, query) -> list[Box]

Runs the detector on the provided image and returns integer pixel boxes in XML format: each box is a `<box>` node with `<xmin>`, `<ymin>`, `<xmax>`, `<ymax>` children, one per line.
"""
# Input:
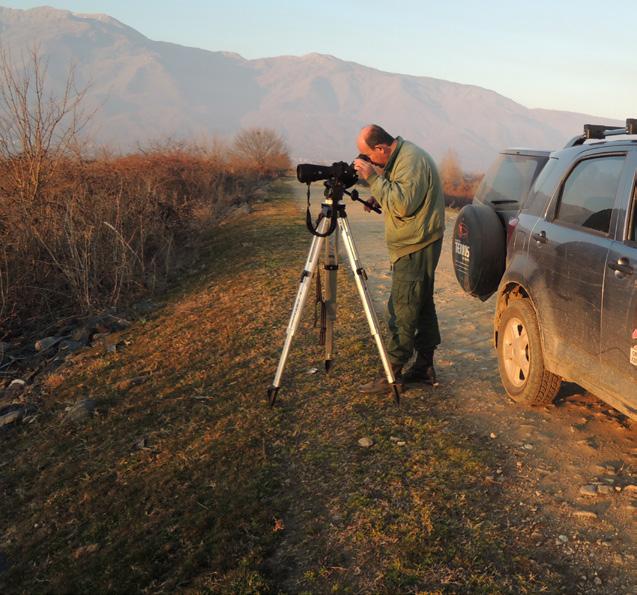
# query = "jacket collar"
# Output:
<box><xmin>384</xmin><ymin>136</ymin><xmax>404</xmax><ymax>173</ymax></box>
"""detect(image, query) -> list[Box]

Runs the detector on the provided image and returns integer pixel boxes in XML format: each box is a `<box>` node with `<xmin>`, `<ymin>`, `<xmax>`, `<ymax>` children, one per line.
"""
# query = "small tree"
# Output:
<box><xmin>0</xmin><ymin>47</ymin><xmax>90</xmax><ymax>203</ymax></box>
<box><xmin>0</xmin><ymin>47</ymin><xmax>92</xmax><ymax>319</ymax></box>
<box><xmin>439</xmin><ymin>149</ymin><xmax>463</xmax><ymax>196</ymax></box>
<box><xmin>231</xmin><ymin>127</ymin><xmax>290</xmax><ymax>176</ymax></box>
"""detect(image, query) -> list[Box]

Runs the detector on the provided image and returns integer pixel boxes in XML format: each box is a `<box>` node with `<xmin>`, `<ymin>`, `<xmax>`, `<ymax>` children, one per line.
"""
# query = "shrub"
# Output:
<box><xmin>0</xmin><ymin>50</ymin><xmax>290</xmax><ymax>336</ymax></box>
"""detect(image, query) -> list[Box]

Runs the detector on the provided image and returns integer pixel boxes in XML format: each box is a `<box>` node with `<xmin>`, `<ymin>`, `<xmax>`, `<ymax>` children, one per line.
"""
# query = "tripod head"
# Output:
<box><xmin>304</xmin><ymin>175</ymin><xmax>382</xmax><ymax>238</ymax></box>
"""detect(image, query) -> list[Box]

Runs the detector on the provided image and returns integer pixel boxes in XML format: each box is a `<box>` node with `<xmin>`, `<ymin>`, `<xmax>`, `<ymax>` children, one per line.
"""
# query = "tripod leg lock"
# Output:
<box><xmin>355</xmin><ymin>267</ymin><xmax>368</xmax><ymax>280</ymax></box>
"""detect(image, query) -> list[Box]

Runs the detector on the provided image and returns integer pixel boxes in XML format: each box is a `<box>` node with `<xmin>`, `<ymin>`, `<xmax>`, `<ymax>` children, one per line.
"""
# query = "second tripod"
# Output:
<box><xmin>267</xmin><ymin>180</ymin><xmax>400</xmax><ymax>406</ymax></box>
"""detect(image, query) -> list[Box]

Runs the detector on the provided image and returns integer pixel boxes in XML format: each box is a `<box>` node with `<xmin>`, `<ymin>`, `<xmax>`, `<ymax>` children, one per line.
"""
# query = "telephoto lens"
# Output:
<box><xmin>297</xmin><ymin>163</ymin><xmax>332</xmax><ymax>184</ymax></box>
<box><xmin>296</xmin><ymin>161</ymin><xmax>358</xmax><ymax>188</ymax></box>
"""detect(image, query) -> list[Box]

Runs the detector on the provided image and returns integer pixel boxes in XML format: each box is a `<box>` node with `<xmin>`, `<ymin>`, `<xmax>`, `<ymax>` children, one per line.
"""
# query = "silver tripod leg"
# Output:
<box><xmin>268</xmin><ymin>216</ymin><xmax>330</xmax><ymax>405</ymax></box>
<box><xmin>323</xmin><ymin>226</ymin><xmax>338</xmax><ymax>372</ymax></box>
<box><xmin>337</xmin><ymin>216</ymin><xmax>400</xmax><ymax>403</ymax></box>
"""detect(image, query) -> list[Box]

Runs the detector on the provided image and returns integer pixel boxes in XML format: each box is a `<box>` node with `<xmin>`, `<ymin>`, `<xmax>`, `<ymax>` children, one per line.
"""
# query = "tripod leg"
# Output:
<box><xmin>268</xmin><ymin>217</ymin><xmax>329</xmax><ymax>406</ymax></box>
<box><xmin>323</xmin><ymin>227</ymin><xmax>338</xmax><ymax>372</ymax></box>
<box><xmin>337</xmin><ymin>216</ymin><xmax>400</xmax><ymax>404</ymax></box>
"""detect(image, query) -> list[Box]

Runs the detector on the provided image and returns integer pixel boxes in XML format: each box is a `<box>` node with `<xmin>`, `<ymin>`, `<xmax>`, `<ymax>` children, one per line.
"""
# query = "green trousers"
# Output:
<box><xmin>387</xmin><ymin>239</ymin><xmax>442</xmax><ymax>366</ymax></box>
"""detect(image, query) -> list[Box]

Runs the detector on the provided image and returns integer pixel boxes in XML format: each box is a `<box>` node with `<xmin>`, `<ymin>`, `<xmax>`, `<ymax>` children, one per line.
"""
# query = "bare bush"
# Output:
<box><xmin>0</xmin><ymin>50</ymin><xmax>287</xmax><ymax>337</ymax></box>
<box><xmin>439</xmin><ymin>149</ymin><xmax>484</xmax><ymax>202</ymax></box>
<box><xmin>0</xmin><ymin>47</ymin><xmax>89</xmax><ymax>201</ymax></box>
<box><xmin>231</xmin><ymin>127</ymin><xmax>291</xmax><ymax>176</ymax></box>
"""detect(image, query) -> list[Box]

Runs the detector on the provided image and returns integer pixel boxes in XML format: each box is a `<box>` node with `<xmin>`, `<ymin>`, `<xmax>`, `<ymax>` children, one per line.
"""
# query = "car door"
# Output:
<box><xmin>527</xmin><ymin>153</ymin><xmax>627</xmax><ymax>386</ymax></box>
<box><xmin>600</xmin><ymin>155</ymin><xmax>637</xmax><ymax>411</ymax></box>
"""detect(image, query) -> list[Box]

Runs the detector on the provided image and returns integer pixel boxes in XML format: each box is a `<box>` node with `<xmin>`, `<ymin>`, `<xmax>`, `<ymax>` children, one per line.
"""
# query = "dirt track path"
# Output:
<box><xmin>295</xmin><ymin>182</ymin><xmax>637</xmax><ymax>589</ymax></box>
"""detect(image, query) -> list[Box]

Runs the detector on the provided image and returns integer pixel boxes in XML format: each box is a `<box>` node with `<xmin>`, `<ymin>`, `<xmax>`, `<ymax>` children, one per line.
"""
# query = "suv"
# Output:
<box><xmin>453</xmin><ymin>120</ymin><xmax>637</xmax><ymax>420</ymax></box>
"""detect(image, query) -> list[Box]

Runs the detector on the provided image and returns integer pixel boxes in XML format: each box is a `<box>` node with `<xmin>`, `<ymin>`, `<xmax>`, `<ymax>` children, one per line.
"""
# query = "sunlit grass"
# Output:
<box><xmin>1</xmin><ymin>180</ymin><xmax>575</xmax><ymax>593</ymax></box>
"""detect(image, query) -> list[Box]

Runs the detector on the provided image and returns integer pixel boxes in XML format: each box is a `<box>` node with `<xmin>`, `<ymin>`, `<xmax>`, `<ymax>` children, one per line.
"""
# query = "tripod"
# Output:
<box><xmin>267</xmin><ymin>179</ymin><xmax>401</xmax><ymax>406</ymax></box>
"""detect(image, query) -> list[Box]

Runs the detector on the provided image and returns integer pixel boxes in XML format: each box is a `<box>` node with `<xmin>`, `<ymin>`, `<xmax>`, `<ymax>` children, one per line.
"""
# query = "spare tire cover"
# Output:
<box><xmin>452</xmin><ymin>203</ymin><xmax>506</xmax><ymax>301</ymax></box>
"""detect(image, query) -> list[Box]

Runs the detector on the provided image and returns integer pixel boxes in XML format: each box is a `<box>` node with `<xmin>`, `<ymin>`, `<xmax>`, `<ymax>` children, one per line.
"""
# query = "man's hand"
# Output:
<box><xmin>363</xmin><ymin>197</ymin><xmax>380</xmax><ymax>213</ymax></box>
<box><xmin>354</xmin><ymin>158</ymin><xmax>378</xmax><ymax>181</ymax></box>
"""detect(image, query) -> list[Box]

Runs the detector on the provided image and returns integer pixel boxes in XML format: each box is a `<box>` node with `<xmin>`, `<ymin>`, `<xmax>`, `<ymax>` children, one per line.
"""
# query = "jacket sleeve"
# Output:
<box><xmin>367</xmin><ymin>155</ymin><xmax>429</xmax><ymax>218</ymax></box>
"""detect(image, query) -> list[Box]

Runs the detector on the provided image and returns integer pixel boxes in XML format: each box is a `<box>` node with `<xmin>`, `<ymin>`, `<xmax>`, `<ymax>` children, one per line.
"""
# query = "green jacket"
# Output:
<box><xmin>367</xmin><ymin>137</ymin><xmax>445</xmax><ymax>263</ymax></box>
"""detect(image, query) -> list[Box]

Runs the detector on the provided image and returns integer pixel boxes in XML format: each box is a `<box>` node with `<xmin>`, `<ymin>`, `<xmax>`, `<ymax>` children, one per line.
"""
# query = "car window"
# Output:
<box><xmin>475</xmin><ymin>154</ymin><xmax>547</xmax><ymax>206</ymax></box>
<box><xmin>556</xmin><ymin>155</ymin><xmax>625</xmax><ymax>234</ymax></box>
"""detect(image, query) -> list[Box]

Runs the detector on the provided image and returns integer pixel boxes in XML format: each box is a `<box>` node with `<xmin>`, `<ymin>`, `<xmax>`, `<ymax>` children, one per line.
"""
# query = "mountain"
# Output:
<box><xmin>0</xmin><ymin>6</ymin><xmax>623</xmax><ymax>170</ymax></box>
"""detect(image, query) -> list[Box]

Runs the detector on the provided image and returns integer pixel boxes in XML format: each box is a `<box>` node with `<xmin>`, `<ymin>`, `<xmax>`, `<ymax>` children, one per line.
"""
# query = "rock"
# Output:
<box><xmin>132</xmin><ymin>436</ymin><xmax>148</xmax><ymax>450</ymax></box>
<box><xmin>306</xmin><ymin>367</ymin><xmax>319</xmax><ymax>375</ymax></box>
<box><xmin>132</xmin><ymin>300</ymin><xmax>158</xmax><ymax>315</ymax></box>
<box><xmin>396</xmin><ymin>441</ymin><xmax>406</xmax><ymax>446</ymax></box>
<box><xmin>594</xmin><ymin>577</ymin><xmax>602</xmax><ymax>587</ymax></box>
<box><xmin>573</xmin><ymin>509</ymin><xmax>598</xmax><ymax>520</ymax></box>
<box><xmin>72</xmin><ymin>543</ymin><xmax>99</xmax><ymax>559</ymax></box>
<box><xmin>522</xmin><ymin>443</ymin><xmax>534</xmax><ymax>450</ymax></box>
<box><xmin>94</xmin><ymin>333</ymin><xmax>123</xmax><ymax>355</ymax></box>
<box><xmin>232</xmin><ymin>202</ymin><xmax>252</xmax><ymax>216</ymax></box>
<box><xmin>358</xmin><ymin>437</ymin><xmax>374</xmax><ymax>448</ymax></box>
<box><xmin>70</xmin><ymin>326</ymin><xmax>93</xmax><ymax>344</ymax></box>
<box><xmin>5</xmin><ymin>379</ymin><xmax>26</xmax><ymax>400</ymax></box>
<box><xmin>626</xmin><ymin>501</ymin><xmax>637</xmax><ymax>513</ymax></box>
<box><xmin>580</xmin><ymin>485</ymin><xmax>598</xmax><ymax>497</ymax></box>
<box><xmin>597</xmin><ymin>485</ymin><xmax>614</xmax><ymax>495</ymax></box>
<box><xmin>35</xmin><ymin>336</ymin><xmax>61</xmax><ymax>352</ymax></box>
<box><xmin>0</xmin><ymin>407</ymin><xmax>25</xmax><ymax>428</ymax></box>
<box><xmin>64</xmin><ymin>400</ymin><xmax>97</xmax><ymax>422</ymax></box>
<box><xmin>558</xmin><ymin>534</ymin><xmax>568</xmax><ymax>543</ymax></box>
<box><xmin>623</xmin><ymin>484</ymin><xmax>637</xmax><ymax>493</ymax></box>
<box><xmin>489</xmin><ymin>432</ymin><xmax>497</xmax><ymax>439</ymax></box>
<box><xmin>115</xmin><ymin>376</ymin><xmax>148</xmax><ymax>392</ymax></box>
<box><xmin>59</xmin><ymin>340</ymin><xmax>84</xmax><ymax>354</ymax></box>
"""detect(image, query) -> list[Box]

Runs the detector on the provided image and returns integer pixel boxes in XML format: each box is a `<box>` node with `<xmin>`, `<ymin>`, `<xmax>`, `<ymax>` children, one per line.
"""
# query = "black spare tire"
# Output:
<box><xmin>452</xmin><ymin>202</ymin><xmax>506</xmax><ymax>301</ymax></box>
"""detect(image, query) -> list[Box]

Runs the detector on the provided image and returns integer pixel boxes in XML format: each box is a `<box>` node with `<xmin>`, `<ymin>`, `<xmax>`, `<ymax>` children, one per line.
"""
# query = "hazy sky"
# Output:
<box><xmin>3</xmin><ymin>0</ymin><xmax>635</xmax><ymax>119</ymax></box>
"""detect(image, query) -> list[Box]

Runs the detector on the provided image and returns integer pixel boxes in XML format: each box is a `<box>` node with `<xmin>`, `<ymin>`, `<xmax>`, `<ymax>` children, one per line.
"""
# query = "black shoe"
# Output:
<box><xmin>403</xmin><ymin>351</ymin><xmax>439</xmax><ymax>387</ymax></box>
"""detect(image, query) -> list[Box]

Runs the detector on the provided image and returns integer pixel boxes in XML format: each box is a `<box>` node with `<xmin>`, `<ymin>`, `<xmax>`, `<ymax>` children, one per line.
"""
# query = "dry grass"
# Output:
<box><xmin>0</xmin><ymin>141</ymin><xmax>286</xmax><ymax>338</ymax></box>
<box><xmin>0</xmin><ymin>180</ymin><xmax>583</xmax><ymax>593</ymax></box>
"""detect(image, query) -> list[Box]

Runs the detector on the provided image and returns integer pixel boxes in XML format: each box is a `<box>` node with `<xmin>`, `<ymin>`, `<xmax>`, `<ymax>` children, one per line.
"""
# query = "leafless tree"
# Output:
<box><xmin>439</xmin><ymin>149</ymin><xmax>464</xmax><ymax>196</ymax></box>
<box><xmin>0</xmin><ymin>46</ymin><xmax>90</xmax><ymax>203</ymax></box>
<box><xmin>232</xmin><ymin>127</ymin><xmax>290</xmax><ymax>175</ymax></box>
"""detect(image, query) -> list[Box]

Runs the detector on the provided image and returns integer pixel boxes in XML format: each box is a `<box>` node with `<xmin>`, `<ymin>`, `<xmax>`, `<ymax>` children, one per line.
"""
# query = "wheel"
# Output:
<box><xmin>496</xmin><ymin>299</ymin><xmax>561</xmax><ymax>405</ymax></box>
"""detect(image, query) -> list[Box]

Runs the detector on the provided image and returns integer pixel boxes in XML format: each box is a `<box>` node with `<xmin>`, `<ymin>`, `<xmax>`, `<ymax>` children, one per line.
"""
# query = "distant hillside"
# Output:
<box><xmin>0</xmin><ymin>6</ymin><xmax>623</xmax><ymax>170</ymax></box>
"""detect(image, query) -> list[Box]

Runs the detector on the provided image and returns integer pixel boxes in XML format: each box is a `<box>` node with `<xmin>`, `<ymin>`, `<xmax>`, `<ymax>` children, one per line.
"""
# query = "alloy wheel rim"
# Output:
<box><xmin>502</xmin><ymin>316</ymin><xmax>530</xmax><ymax>388</ymax></box>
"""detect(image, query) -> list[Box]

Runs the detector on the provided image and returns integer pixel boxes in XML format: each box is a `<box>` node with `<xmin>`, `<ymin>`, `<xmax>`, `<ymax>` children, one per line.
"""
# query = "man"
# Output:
<box><xmin>353</xmin><ymin>124</ymin><xmax>445</xmax><ymax>393</ymax></box>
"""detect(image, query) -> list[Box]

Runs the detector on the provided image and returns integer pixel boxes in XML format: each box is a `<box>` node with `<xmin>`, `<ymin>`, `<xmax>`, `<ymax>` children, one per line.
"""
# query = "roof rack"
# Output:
<box><xmin>564</xmin><ymin>118</ymin><xmax>637</xmax><ymax>147</ymax></box>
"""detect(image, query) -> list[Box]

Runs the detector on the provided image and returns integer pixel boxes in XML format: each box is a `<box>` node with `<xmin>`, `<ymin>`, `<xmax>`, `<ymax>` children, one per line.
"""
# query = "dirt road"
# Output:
<box><xmin>295</xmin><ymin>181</ymin><xmax>636</xmax><ymax>589</ymax></box>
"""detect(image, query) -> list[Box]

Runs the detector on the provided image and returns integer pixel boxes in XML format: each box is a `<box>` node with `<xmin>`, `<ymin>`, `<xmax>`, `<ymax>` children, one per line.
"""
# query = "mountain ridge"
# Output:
<box><xmin>0</xmin><ymin>5</ymin><xmax>623</xmax><ymax>169</ymax></box>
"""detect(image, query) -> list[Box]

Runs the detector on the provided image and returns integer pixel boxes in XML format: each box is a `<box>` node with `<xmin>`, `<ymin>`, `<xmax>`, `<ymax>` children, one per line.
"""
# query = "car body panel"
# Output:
<box><xmin>486</xmin><ymin>130</ymin><xmax>637</xmax><ymax>418</ymax></box>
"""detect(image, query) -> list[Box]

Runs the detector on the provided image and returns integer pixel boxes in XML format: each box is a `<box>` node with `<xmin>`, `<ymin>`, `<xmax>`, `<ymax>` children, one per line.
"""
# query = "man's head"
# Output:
<box><xmin>357</xmin><ymin>124</ymin><xmax>396</xmax><ymax>167</ymax></box>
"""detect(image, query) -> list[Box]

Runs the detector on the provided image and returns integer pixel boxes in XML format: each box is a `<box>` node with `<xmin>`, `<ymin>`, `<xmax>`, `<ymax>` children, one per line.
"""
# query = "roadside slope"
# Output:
<box><xmin>0</xmin><ymin>180</ymin><xmax>631</xmax><ymax>593</ymax></box>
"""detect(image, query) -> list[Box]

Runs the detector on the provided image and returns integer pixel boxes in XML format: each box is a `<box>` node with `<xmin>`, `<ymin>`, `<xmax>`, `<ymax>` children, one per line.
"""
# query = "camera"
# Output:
<box><xmin>296</xmin><ymin>154</ymin><xmax>371</xmax><ymax>188</ymax></box>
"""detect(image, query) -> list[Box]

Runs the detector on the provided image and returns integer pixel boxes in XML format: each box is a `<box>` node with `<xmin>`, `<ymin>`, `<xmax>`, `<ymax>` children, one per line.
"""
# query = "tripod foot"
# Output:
<box><xmin>267</xmin><ymin>386</ymin><xmax>279</xmax><ymax>408</ymax></box>
<box><xmin>325</xmin><ymin>359</ymin><xmax>332</xmax><ymax>373</ymax></box>
<box><xmin>392</xmin><ymin>384</ymin><xmax>401</xmax><ymax>405</ymax></box>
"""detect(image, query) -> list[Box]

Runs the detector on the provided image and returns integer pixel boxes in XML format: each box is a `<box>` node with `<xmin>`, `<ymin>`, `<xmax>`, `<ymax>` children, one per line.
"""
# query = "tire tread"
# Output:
<box><xmin>497</xmin><ymin>299</ymin><xmax>561</xmax><ymax>406</ymax></box>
